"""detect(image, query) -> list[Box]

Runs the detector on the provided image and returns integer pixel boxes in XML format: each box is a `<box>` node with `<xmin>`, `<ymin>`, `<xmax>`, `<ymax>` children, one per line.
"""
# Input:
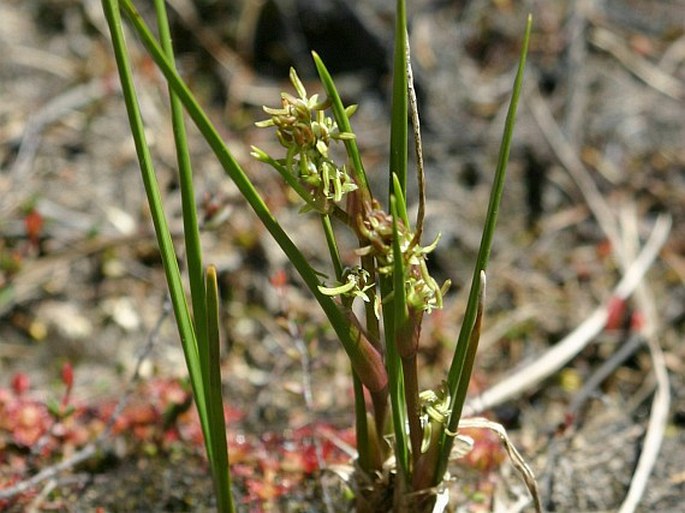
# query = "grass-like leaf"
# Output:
<box><xmin>451</xmin><ymin>271</ymin><xmax>486</xmax><ymax>430</ymax></box>
<box><xmin>152</xmin><ymin>0</ymin><xmax>206</xmax><ymax>342</ymax></box>
<box><xmin>205</xmin><ymin>265</ymin><xmax>235</xmax><ymax>513</ymax></box>
<box><xmin>312</xmin><ymin>52</ymin><xmax>370</xmax><ymax>199</ymax></box>
<box><xmin>101</xmin><ymin>0</ymin><xmax>210</xmax><ymax>462</ymax></box>
<box><xmin>387</xmin><ymin>194</ymin><xmax>409</xmax><ymax>482</ymax></box>
<box><xmin>389</xmin><ymin>0</ymin><xmax>408</xmax><ymax>198</ymax></box>
<box><xmin>150</xmin><ymin>0</ymin><xmax>213</xmax><ymax>457</ymax></box>
<box><xmin>435</xmin><ymin>14</ymin><xmax>533</xmax><ymax>485</ymax></box>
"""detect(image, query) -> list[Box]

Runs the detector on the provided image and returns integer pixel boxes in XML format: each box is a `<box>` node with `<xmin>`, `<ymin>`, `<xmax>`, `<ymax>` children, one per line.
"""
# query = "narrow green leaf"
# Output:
<box><xmin>101</xmin><ymin>0</ymin><xmax>209</xmax><ymax>444</ymax></box>
<box><xmin>446</xmin><ymin>12</ymin><xmax>532</xmax><ymax>416</ymax></box>
<box><xmin>352</xmin><ymin>372</ymin><xmax>372</xmax><ymax>473</ymax></box>
<box><xmin>392</xmin><ymin>173</ymin><xmax>410</xmax><ymax>227</ymax></box>
<box><xmin>390</xmin><ymin>195</ymin><xmax>409</xmax><ymax>347</ymax></box>
<box><xmin>311</xmin><ymin>52</ymin><xmax>370</xmax><ymax>199</ymax></box>
<box><xmin>205</xmin><ymin>265</ymin><xmax>235</xmax><ymax>513</ymax></box>
<box><xmin>152</xmin><ymin>0</ymin><xmax>205</xmax><ymax>334</ymax></box>
<box><xmin>391</xmin><ymin>185</ymin><xmax>424</xmax><ymax>475</ymax></box>
<box><xmin>151</xmin><ymin>0</ymin><xmax>211</xmax><ymax>452</ymax></box>
<box><xmin>320</xmin><ymin>214</ymin><xmax>344</xmax><ymax>280</ymax></box>
<box><xmin>435</xmin><ymin>14</ymin><xmax>532</xmax><ymax>485</ymax></box>
<box><xmin>389</xmin><ymin>0</ymin><xmax>408</xmax><ymax>198</ymax></box>
<box><xmin>449</xmin><ymin>271</ymin><xmax>486</xmax><ymax>429</ymax></box>
<box><xmin>387</xmin><ymin>195</ymin><xmax>409</xmax><ymax>481</ymax></box>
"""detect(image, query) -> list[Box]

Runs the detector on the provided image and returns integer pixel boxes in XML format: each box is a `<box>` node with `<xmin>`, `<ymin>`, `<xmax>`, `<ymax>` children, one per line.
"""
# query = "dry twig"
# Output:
<box><xmin>459</xmin><ymin>417</ymin><xmax>542</xmax><ymax>513</ymax></box>
<box><xmin>589</xmin><ymin>26</ymin><xmax>684</xmax><ymax>101</ymax></box>
<box><xmin>530</xmin><ymin>78</ymin><xmax>673</xmax><ymax>511</ymax></box>
<box><xmin>563</xmin><ymin>0</ymin><xmax>590</xmax><ymax>149</ymax></box>
<box><xmin>465</xmin><ymin>213</ymin><xmax>671</xmax><ymax>415</ymax></box>
<box><xmin>4</xmin><ymin>77</ymin><xmax>113</xmax><ymax>216</ymax></box>
<box><xmin>406</xmin><ymin>35</ymin><xmax>426</xmax><ymax>246</ymax></box>
<box><xmin>616</xmin><ymin>207</ymin><xmax>671</xmax><ymax>513</ymax></box>
<box><xmin>528</xmin><ymin>87</ymin><xmax>622</xmax><ymax>252</ymax></box>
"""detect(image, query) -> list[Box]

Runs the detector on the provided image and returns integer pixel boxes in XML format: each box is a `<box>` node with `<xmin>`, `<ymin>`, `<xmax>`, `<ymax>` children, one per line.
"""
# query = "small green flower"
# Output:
<box><xmin>355</xmin><ymin>201</ymin><xmax>450</xmax><ymax>314</ymax></box>
<box><xmin>254</xmin><ymin>68</ymin><xmax>357</xmax><ymax>207</ymax></box>
<box><xmin>419</xmin><ymin>383</ymin><xmax>453</xmax><ymax>453</ymax></box>
<box><xmin>318</xmin><ymin>266</ymin><xmax>375</xmax><ymax>303</ymax></box>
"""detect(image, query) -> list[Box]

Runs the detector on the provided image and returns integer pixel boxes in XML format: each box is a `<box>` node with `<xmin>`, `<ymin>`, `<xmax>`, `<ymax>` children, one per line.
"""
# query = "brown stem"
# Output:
<box><xmin>349</xmin><ymin>322</ymin><xmax>388</xmax><ymax>393</ymax></box>
<box><xmin>361</xmin><ymin>253</ymin><xmax>388</xmax><ymax>437</ymax></box>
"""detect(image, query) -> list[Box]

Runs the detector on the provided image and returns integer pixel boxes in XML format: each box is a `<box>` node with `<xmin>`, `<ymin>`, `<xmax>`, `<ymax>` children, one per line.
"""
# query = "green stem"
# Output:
<box><xmin>450</xmin><ymin>272</ymin><xmax>486</xmax><ymax>433</ymax></box>
<box><xmin>101</xmin><ymin>0</ymin><xmax>209</xmax><ymax>453</ymax></box>
<box><xmin>320</xmin><ymin>213</ymin><xmax>375</xmax><ymax>473</ymax></box>
<box><xmin>320</xmin><ymin>214</ymin><xmax>343</xmax><ymax>279</ymax></box>
<box><xmin>151</xmin><ymin>0</ymin><xmax>211</xmax><ymax>454</ymax></box>
<box><xmin>152</xmin><ymin>0</ymin><xmax>205</xmax><ymax>340</ymax></box>
<box><xmin>383</xmin><ymin>195</ymin><xmax>410</xmax><ymax>482</ymax></box>
<box><xmin>402</xmin><ymin>354</ymin><xmax>421</xmax><ymax>469</ymax></box>
<box><xmin>361</xmin><ymin>254</ymin><xmax>386</xmax><ymax>438</ymax></box>
<box><xmin>352</xmin><ymin>372</ymin><xmax>372</xmax><ymax>473</ymax></box>
<box><xmin>250</xmin><ymin>148</ymin><xmax>326</xmax><ymax>213</ymax></box>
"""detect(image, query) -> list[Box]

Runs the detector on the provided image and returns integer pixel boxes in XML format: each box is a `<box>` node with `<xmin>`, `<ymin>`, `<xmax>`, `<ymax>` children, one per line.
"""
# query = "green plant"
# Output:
<box><xmin>101</xmin><ymin>0</ymin><xmax>533</xmax><ymax>511</ymax></box>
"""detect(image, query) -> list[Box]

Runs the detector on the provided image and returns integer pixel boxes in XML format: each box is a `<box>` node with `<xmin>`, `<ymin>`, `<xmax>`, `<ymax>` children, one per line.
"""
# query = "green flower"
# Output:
<box><xmin>419</xmin><ymin>383</ymin><xmax>453</xmax><ymax>453</ymax></box>
<box><xmin>355</xmin><ymin>201</ymin><xmax>450</xmax><ymax>314</ymax></box>
<box><xmin>318</xmin><ymin>266</ymin><xmax>374</xmax><ymax>303</ymax></box>
<box><xmin>255</xmin><ymin>68</ymin><xmax>357</xmax><ymax>206</ymax></box>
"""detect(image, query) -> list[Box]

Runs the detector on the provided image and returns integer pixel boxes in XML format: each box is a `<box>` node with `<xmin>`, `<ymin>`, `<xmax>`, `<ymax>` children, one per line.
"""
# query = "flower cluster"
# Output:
<box><xmin>253</xmin><ymin>68</ymin><xmax>357</xmax><ymax>206</ymax></box>
<box><xmin>418</xmin><ymin>383</ymin><xmax>453</xmax><ymax>453</ymax></box>
<box><xmin>355</xmin><ymin>201</ymin><xmax>449</xmax><ymax>314</ymax></box>
<box><xmin>253</xmin><ymin>69</ymin><xmax>448</xmax><ymax>316</ymax></box>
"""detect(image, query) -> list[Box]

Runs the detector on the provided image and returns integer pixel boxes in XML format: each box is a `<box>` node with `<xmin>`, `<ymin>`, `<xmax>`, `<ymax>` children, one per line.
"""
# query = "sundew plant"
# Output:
<box><xmin>101</xmin><ymin>0</ymin><xmax>536</xmax><ymax>511</ymax></box>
